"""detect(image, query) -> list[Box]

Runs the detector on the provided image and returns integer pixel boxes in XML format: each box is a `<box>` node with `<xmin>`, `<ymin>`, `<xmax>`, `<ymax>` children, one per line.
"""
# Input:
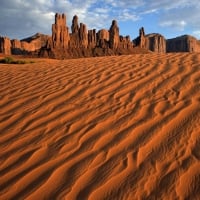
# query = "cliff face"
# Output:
<box><xmin>11</xmin><ymin>39</ymin><xmax>21</xmax><ymax>54</ymax></box>
<box><xmin>0</xmin><ymin>36</ymin><xmax>11</xmax><ymax>55</ymax></box>
<box><xmin>1</xmin><ymin>33</ymin><xmax>50</xmax><ymax>55</ymax></box>
<box><xmin>21</xmin><ymin>33</ymin><xmax>50</xmax><ymax>52</ymax></box>
<box><xmin>166</xmin><ymin>35</ymin><xmax>200</xmax><ymax>52</ymax></box>
<box><xmin>145</xmin><ymin>33</ymin><xmax>166</xmax><ymax>53</ymax></box>
<box><xmin>133</xmin><ymin>27</ymin><xmax>166</xmax><ymax>53</ymax></box>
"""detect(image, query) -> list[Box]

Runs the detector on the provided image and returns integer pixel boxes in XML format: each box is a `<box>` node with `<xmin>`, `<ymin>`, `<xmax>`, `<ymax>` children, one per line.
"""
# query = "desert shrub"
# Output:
<box><xmin>0</xmin><ymin>57</ymin><xmax>14</xmax><ymax>64</ymax></box>
<box><xmin>14</xmin><ymin>60</ymin><xmax>26</xmax><ymax>64</ymax></box>
<box><xmin>0</xmin><ymin>57</ymin><xmax>34</xmax><ymax>64</ymax></box>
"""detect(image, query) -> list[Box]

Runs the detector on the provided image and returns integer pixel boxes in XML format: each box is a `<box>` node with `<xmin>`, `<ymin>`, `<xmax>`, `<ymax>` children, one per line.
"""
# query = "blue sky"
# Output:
<box><xmin>0</xmin><ymin>0</ymin><xmax>200</xmax><ymax>40</ymax></box>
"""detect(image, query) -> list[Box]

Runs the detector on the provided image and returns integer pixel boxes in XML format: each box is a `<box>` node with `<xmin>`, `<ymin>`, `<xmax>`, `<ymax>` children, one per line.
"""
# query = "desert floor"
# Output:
<box><xmin>1</xmin><ymin>53</ymin><xmax>200</xmax><ymax>200</ymax></box>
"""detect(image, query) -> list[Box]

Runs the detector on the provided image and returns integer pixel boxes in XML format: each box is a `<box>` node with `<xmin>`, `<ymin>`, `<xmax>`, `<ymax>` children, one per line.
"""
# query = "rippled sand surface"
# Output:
<box><xmin>1</xmin><ymin>53</ymin><xmax>200</xmax><ymax>200</ymax></box>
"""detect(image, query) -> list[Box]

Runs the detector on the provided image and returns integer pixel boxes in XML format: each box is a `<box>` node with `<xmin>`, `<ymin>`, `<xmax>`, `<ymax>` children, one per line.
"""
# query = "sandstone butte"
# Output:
<box><xmin>1</xmin><ymin>13</ymin><xmax>200</xmax><ymax>58</ymax></box>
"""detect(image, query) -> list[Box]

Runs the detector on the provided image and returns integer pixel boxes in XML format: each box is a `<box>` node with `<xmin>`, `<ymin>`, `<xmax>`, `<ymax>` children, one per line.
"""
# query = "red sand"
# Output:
<box><xmin>1</xmin><ymin>53</ymin><xmax>200</xmax><ymax>199</ymax></box>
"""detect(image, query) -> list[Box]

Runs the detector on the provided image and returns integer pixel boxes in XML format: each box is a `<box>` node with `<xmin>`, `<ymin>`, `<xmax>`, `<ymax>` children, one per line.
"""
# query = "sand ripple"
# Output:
<box><xmin>1</xmin><ymin>53</ymin><xmax>200</xmax><ymax>199</ymax></box>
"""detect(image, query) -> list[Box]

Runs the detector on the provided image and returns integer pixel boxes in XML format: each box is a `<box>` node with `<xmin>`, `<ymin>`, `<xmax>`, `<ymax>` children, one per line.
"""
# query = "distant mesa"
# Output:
<box><xmin>166</xmin><ymin>35</ymin><xmax>200</xmax><ymax>52</ymax></box>
<box><xmin>133</xmin><ymin>27</ymin><xmax>166</xmax><ymax>53</ymax></box>
<box><xmin>1</xmin><ymin>13</ymin><xmax>200</xmax><ymax>58</ymax></box>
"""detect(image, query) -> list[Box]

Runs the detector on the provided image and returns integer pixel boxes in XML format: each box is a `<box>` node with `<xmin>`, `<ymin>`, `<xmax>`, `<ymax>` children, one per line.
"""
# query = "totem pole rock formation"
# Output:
<box><xmin>109</xmin><ymin>20</ymin><xmax>119</xmax><ymax>49</ymax></box>
<box><xmin>133</xmin><ymin>27</ymin><xmax>145</xmax><ymax>48</ymax></box>
<box><xmin>52</xmin><ymin>13</ymin><xmax>69</xmax><ymax>48</ymax></box>
<box><xmin>119</xmin><ymin>36</ymin><xmax>133</xmax><ymax>49</ymax></box>
<box><xmin>79</xmin><ymin>23</ymin><xmax>88</xmax><ymax>48</ymax></box>
<box><xmin>71</xmin><ymin>15</ymin><xmax>79</xmax><ymax>34</ymax></box>
<box><xmin>139</xmin><ymin>27</ymin><xmax>146</xmax><ymax>48</ymax></box>
<box><xmin>97</xmin><ymin>29</ymin><xmax>109</xmax><ymax>48</ymax></box>
<box><xmin>88</xmin><ymin>29</ymin><xmax>96</xmax><ymax>48</ymax></box>
<box><xmin>69</xmin><ymin>15</ymin><xmax>80</xmax><ymax>48</ymax></box>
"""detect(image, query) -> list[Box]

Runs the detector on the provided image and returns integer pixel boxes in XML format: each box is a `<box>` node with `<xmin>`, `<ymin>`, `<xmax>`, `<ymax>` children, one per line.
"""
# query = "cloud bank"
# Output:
<box><xmin>0</xmin><ymin>0</ymin><xmax>200</xmax><ymax>39</ymax></box>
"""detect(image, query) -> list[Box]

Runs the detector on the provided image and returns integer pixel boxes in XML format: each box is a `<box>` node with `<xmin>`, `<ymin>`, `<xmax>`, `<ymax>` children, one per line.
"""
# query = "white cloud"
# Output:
<box><xmin>0</xmin><ymin>0</ymin><xmax>54</xmax><ymax>38</ymax></box>
<box><xmin>142</xmin><ymin>0</ymin><xmax>200</xmax><ymax>10</ymax></box>
<box><xmin>158</xmin><ymin>5</ymin><xmax>200</xmax><ymax>36</ymax></box>
<box><xmin>159</xmin><ymin>20</ymin><xmax>187</xmax><ymax>31</ymax></box>
<box><xmin>94</xmin><ymin>8</ymin><xmax>110</xmax><ymax>14</ymax></box>
<box><xmin>117</xmin><ymin>9</ymin><xmax>140</xmax><ymax>21</ymax></box>
<box><xmin>1</xmin><ymin>0</ymin><xmax>200</xmax><ymax>39</ymax></box>
<box><xmin>193</xmin><ymin>31</ymin><xmax>200</xmax><ymax>38</ymax></box>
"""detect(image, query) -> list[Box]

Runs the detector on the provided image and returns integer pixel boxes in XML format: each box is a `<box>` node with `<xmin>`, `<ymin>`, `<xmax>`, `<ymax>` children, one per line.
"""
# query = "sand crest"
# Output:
<box><xmin>1</xmin><ymin>53</ymin><xmax>200</xmax><ymax>199</ymax></box>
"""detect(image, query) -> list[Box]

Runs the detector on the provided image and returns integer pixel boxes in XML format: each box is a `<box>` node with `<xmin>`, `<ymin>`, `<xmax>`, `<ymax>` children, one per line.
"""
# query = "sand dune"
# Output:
<box><xmin>1</xmin><ymin>53</ymin><xmax>200</xmax><ymax>200</ymax></box>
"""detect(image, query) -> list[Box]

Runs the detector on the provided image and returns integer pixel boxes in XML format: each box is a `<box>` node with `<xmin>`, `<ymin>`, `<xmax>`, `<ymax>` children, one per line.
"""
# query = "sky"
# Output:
<box><xmin>0</xmin><ymin>0</ymin><xmax>200</xmax><ymax>40</ymax></box>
